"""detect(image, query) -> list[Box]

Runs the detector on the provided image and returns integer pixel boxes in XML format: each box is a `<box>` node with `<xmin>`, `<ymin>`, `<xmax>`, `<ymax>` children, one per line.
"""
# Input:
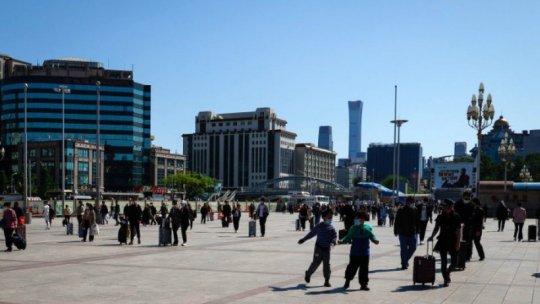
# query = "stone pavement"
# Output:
<box><xmin>0</xmin><ymin>214</ymin><xmax>539</xmax><ymax>304</ymax></box>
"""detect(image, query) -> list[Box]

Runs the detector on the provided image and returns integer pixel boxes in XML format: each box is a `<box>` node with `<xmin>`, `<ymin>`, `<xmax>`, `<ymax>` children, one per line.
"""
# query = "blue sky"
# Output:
<box><xmin>3</xmin><ymin>1</ymin><xmax>539</xmax><ymax>159</ymax></box>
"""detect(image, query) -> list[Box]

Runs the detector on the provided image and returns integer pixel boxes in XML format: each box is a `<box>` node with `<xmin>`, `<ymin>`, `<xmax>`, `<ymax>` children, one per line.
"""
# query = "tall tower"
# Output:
<box><xmin>318</xmin><ymin>126</ymin><xmax>333</xmax><ymax>151</ymax></box>
<box><xmin>348</xmin><ymin>100</ymin><xmax>363</xmax><ymax>163</ymax></box>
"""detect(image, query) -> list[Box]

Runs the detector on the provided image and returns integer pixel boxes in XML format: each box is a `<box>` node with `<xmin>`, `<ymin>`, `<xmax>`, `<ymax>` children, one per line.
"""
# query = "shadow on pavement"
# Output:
<box><xmin>392</xmin><ymin>284</ymin><xmax>438</xmax><ymax>292</ymax></box>
<box><xmin>533</xmin><ymin>273</ymin><xmax>540</xmax><ymax>278</ymax></box>
<box><xmin>270</xmin><ymin>283</ymin><xmax>309</xmax><ymax>292</ymax></box>
<box><xmin>369</xmin><ymin>267</ymin><xmax>402</xmax><ymax>274</ymax></box>
<box><xmin>305</xmin><ymin>287</ymin><xmax>350</xmax><ymax>295</ymax></box>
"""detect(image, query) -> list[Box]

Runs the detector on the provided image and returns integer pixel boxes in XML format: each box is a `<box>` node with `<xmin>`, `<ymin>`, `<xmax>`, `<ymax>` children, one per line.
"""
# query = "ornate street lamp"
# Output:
<box><xmin>54</xmin><ymin>85</ymin><xmax>71</xmax><ymax>212</ymax></box>
<box><xmin>466</xmin><ymin>83</ymin><xmax>496</xmax><ymax>197</ymax></box>
<box><xmin>497</xmin><ymin>131</ymin><xmax>516</xmax><ymax>192</ymax></box>
<box><xmin>519</xmin><ymin>165</ymin><xmax>533</xmax><ymax>182</ymax></box>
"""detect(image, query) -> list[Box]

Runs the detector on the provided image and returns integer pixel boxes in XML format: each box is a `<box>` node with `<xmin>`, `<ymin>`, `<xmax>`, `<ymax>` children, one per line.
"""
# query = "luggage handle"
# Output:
<box><xmin>426</xmin><ymin>239</ymin><xmax>434</xmax><ymax>257</ymax></box>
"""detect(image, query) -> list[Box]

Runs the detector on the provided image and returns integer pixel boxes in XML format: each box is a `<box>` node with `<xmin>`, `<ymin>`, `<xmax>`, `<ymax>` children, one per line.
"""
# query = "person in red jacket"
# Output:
<box><xmin>2</xmin><ymin>203</ymin><xmax>18</xmax><ymax>252</ymax></box>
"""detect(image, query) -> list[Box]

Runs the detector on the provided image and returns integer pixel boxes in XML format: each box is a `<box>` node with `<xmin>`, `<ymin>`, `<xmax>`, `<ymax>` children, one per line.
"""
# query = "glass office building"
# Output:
<box><xmin>0</xmin><ymin>56</ymin><xmax>151</xmax><ymax>191</ymax></box>
<box><xmin>348</xmin><ymin>100</ymin><xmax>364</xmax><ymax>163</ymax></box>
<box><xmin>318</xmin><ymin>126</ymin><xmax>333</xmax><ymax>151</ymax></box>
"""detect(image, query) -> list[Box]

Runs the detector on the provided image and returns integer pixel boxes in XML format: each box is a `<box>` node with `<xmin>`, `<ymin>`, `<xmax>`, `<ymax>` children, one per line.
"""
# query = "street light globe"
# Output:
<box><xmin>479</xmin><ymin>82</ymin><xmax>484</xmax><ymax>93</ymax></box>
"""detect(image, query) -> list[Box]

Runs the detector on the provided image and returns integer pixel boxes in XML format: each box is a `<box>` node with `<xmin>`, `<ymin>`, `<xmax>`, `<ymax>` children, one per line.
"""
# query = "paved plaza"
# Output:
<box><xmin>1</xmin><ymin>213</ymin><xmax>539</xmax><ymax>304</ymax></box>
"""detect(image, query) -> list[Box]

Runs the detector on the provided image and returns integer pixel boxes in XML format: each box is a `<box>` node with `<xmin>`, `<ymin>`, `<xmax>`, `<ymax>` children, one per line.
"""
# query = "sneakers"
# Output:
<box><xmin>181</xmin><ymin>243</ymin><xmax>187</xmax><ymax>246</ymax></box>
<box><xmin>343</xmin><ymin>280</ymin><xmax>350</xmax><ymax>289</ymax></box>
<box><xmin>360</xmin><ymin>285</ymin><xmax>370</xmax><ymax>291</ymax></box>
<box><xmin>304</xmin><ymin>271</ymin><xmax>311</xmax><ymax>283</ymax></box>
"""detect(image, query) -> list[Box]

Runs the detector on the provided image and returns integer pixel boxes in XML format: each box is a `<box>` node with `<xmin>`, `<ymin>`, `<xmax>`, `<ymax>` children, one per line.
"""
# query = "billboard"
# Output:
<box><xmin>431</xmin><ymin>162</ymin><xmax>475</xmax><ymax>189</ymax></box>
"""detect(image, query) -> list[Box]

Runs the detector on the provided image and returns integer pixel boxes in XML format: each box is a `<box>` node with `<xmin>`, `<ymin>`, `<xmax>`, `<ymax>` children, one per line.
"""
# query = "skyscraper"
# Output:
<box><xmin>318</xmin><ymin>126</ymin><xmax>333</xmax><ymax>151</ymax></box>
<box><xmin>348</xmin><ymin>100</ymin><xmax>363</xmax><ymax>163</ymax></box>
<box><xmin>454</xmin><ymin>142</ymin><xmax>467</xmax><ymax>157</ymax></box>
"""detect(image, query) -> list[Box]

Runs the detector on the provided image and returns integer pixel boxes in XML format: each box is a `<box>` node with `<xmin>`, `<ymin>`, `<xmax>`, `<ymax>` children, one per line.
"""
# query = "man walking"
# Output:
<box><xmin>168</xmin><ymin>200</ymin><xmax>181</xmax><ymax>246</ymax></box>
<box><xmin>256</xmin><ymin>199</ymin><xmax>269</xmax><ymax>237</ymax></box>
<box><xmin>298</xmin><ymin>209</ymin><xmax>336</xmax><ymax>287</ymax></box>
<box><xmin>179</xmin><ymin>202</ymin><xmax>191</xmax><ymax>246</ymax></box>
<box><xmin>454</xmin><ymin>191</ymin><xmax>474</xmax><ymax>260</ymax></box>
<box><xmin>471</xmin><ymin>198</ymin><xmax>485</xmax><ymax>260</ymax></box>
<box><xmin>2</xmin><ymin>203</ymin><xmax>18</xmax><ymax>252</ymax></box>
<box><xmin>416</xmin><ymin>198</ymin><xmax>433</xmax><ymax>245</ymax></box>
<box><xmin>394</xmin><ymin>197</ymin><xmax>417</xmax><ymax>270</ymax></box>
<box><xmin>125</xmin><ymin>199</ymin><xmax>142</xmax><ymax>245</ymax></box>
<box><xmin>43</xmin><ymin>201</ymin><xmax>52</xmax><ymax>230</ymax></box>
<box><xmin>76</xmin><ymin>201</ymin><xmax>84</xmax><ymax>226</ymax></box>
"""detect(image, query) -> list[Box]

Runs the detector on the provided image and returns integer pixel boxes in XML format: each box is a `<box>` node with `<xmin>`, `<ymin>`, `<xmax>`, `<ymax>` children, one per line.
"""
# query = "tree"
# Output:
<box><xmin>163</xmin><ymin>172</ymin><xmax>217</xmax><ymax>199</ymax></box>
<box><xmin>38</xmin><ymin>167</ymin><xmax>56</xmax><ymax>199</ymax></box>
<box><xmin>352</xmin><ymin>176</ymin><xmax>362</xmax><ymax>186</ymax></box>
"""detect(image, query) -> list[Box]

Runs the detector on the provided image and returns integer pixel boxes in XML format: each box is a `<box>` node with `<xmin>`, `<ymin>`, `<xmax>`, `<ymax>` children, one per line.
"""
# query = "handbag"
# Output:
<box><xmin>91</xmin><ymin>224</ymin><xmax>100</xmax><ymax>236</ymax></box>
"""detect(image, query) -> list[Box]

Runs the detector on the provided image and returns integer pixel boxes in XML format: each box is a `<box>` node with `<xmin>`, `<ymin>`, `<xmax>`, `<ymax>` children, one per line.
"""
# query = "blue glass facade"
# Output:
<box><xmin>0</xmin><ymin>78</ymin><xmax>151</xmax><ymax>191</ymax></box>
<box><xmin>318</xmin><ymin>126</ymin><xmax>333</xmax><ymax>151</ymax></box>
<box><xmin>348</xmin><ymin>100</ymin><xmax>363</xmax><ymax>163</ymax></box>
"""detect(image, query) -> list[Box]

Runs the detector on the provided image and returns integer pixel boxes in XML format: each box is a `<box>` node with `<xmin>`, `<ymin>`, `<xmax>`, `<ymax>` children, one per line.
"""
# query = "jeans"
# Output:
<box><xmin>344</xmin><ymin>255</ymin><xmax>370</xmax><ymax>286</ymax></box>
<box><xmin>82</xmin><ymin>227</ymin><xmax>94</xmax><ymax>242</ymax></box>
<box><xmin>233</xmin><ymin>218</ymin><xmax>240</xmax><ymax>231</ymax></box>
<box><xmin>514</xmin><ymin>222</ymin><xmax>524</xmax><ymax>240</ymax></box>
<box><xmin>498</xmin><ymin>219</ymin><xmax>506</xmax><ymax>231</ymax></box>
<box><xmin>259</xmin><ymin>217</ymin><xmax>267</xmax><ymax>236</ymax></box>
<box><xmin>398</xmin><ymin>234</ymin><xmax>417</xmax><ymax>267</ymax></box>
<box><xmin>181</xmin><ymin>225</ymin><xmax>188</xmax><ymax>243</ymax></box>
<box><xmin>306</xmin><ymin>245</ymin><xmax>331</xmax><ymax>281</ymax></box>
<box><xmin>129</xmin><ymin>221</ymin><xmax>140</xmax><ymax>242</ymax></box>
<box><xmin>473</xmin><ymin>230</ymin><xmax>485</xmax><ymax>259</ymax></box>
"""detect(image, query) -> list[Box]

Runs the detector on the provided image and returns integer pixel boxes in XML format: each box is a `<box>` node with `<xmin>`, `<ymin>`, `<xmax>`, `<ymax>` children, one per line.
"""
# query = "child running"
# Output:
<box><xmin>339</xmin><ymin>211</ymin><xmax>379</xmax><ymax>290</ymax></box>
<box><xmin>298</xmin><ymin>208</ymin><xmax>337</xmax><ymax>287</ymax></box>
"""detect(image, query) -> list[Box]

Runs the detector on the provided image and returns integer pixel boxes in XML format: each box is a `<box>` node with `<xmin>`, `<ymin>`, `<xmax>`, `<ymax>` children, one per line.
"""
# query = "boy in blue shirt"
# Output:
<box><xmin>339</xmin><ymin>211</ymin><xmax>379</xmax><ymax>290</ymax></box>
<box><xmin>298</xmin><ymin>208</ymin><xmax>337</xmax><ymax>287</ymax></box>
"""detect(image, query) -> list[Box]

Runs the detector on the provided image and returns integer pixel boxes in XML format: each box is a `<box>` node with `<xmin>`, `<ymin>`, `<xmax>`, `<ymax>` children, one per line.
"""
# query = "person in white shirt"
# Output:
<box><xmin>43</xmin><ymin>202</ymin><xmax>51</xmax><ymax>230</ymax></box>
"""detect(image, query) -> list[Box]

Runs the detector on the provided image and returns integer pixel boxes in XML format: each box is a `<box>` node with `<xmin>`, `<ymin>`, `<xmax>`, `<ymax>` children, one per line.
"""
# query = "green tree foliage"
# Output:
<box><xmin>480</xmin><ymin>153</ymin><xmax>540</xmax><ymax>182</ymax></box>
<box><xmin>38</xmin><ymin>167</ymin><xmax>56</xmax><ymax>199</ymax></box>
<box><xmin>162</xmin><ymin>172</ymin><xmax>217</xmax><ymax>199</ymax></box>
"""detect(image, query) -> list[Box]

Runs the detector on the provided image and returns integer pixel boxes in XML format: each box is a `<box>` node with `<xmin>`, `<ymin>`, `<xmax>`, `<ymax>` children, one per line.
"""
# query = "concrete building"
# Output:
<box><xmin>149</xmin><ymin>146</ymin><xmax>186</xmax><ymax>187</ymax></box>
<box><xmin>454</xmin><ymin>142</ymin><xmax>467</xmax><ymax>157</ymax></box>
<box><xmin>20</xmin><ymin>140</ymin><xmax>103</xmax><ymax>196</ymax></box>
<box><xmin>294</xmin><ymin>143</ymin><xmax>336</xmax><ymax>182</ymax></box>
<box><xmin>336</xmin><ymin>166</ymin><xmax>354</xmax><ymax>189</ymax></box>
<box><xmin>367</xmin><ymin>143</ymin><xmax>423</xmax><ymax>192</ymax></box>
<box><xmin>348</xmin><ymin>100</ymin><xmax>364</xmax><ymax>163</ymax></box>
<box><xmin>0</xmin><ymin>54</ymin><xmax>151</xmax><ymax>191</ymax></box>
<box><xmin>182</xmin><ymin>108</ymin><xmax>296</xmax><ymax>188</ymax></box>
<box><xmin>317</xmin><ymin>126</ymin><xmax>333</xmax><ymax>151</ymax></box>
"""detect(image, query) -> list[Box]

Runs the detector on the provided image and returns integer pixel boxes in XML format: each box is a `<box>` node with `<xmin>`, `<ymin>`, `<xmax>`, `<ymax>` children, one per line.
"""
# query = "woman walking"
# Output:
<box><xmin>232</xmin><ymin>203</ymin><xmax>242</xmax><ymax>233</ymax></box>
<box><xmin>82</xmin><ymin>203</ymin><xmax>96</xmax><ymax>242</ymax></box>
<box><xmin>496</xmin><ymin>201</ymin><xmax>509</xmax><ymax>232</ymax></box>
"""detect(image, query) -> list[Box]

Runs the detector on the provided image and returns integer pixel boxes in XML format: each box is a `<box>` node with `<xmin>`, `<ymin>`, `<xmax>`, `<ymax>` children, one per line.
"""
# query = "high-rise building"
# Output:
<box><xmin>454</xmin><ymin>142</ymin><xmax>467</xmax><ymax>157</ymax></box>
<box><xmin>182</xmin><ymin>108</ymin><xmax>296</xmax><ymax>188</ymax></box>
<box><xmin>0</xmin><ymin>54</ymin><xmax>151</xmax><ymax>191</ymax></box>
<box><xmin>367</xmin><ymin>143</ymin><xmax>423</xmax><ymax>192</ymax></box>
<box><xmin>318</xmin><ymin>126</ymin><xmax>333</xmax><ymax>151</ymax></box>
<box><xmin>149</xmin><ymin>146</ymin><xmax>186</xmax><ymax>187</ymax></box>
<box><xmin>348</xmin><ymin>100</ymin><xmax>364</xmax><ymax>163</ymax></box>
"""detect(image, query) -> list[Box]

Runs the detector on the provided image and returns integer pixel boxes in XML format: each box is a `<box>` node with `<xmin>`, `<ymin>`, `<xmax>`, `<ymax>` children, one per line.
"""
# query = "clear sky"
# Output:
<box><xmin>3</xmin><ymin>1</ymin><xmax>539</xmax><ymax>160</ymax></box>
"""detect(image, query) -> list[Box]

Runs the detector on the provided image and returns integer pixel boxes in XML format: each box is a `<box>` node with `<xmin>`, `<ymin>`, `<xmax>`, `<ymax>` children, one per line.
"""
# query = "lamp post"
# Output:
<box><xmin>54</xmin><ymin>85</ymin><xmax>71</xmax><ymax>211</ymax></box>
<box><xmin>391</xmin><ymin>119</ymin><xmax>408</xmax><ymax>201</ymax></box>
<box><xmin>95</xmin><ymin>81</ymin><xmax>101</xmax><ymax>207</ymax></box>
<box><xmin>466</xmin><ymin>83</ymin><xmax>496</xmax><ymax>197</ymax></box>
<box><xmin>519</xmin><ymin>165</ymin><xmax>533</xmax><ymax>182</ymax></box>
<box><xmin>497</xmin><ymin>131</ymin><xmax>516</xmax><ymax>192</ymax></box>
<box><xmin>23</xmin><ymin>83</ymin><xmax>28</xmax><ymax>209</ymax></box>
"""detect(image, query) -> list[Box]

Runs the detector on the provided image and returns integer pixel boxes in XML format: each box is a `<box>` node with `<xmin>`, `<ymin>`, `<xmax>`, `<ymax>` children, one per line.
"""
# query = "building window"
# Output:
<box><xmin>41</xmin><ymin>148</ymin><xmax>55</xmax><ymax>157</ymax></box>
<box><xmin>157</xmin><ymin>158</ymin><xmax>165</xmax><ymax>165</ymax></box>
<box><xmin>29</xmin><ymin>149</ymin><xmax>37</xmax><ymax>157</ymax></box>
<box><xmin>79</xmin><ymin>149</ymin><xmax>89</xmax><ymax>158</ymax></box>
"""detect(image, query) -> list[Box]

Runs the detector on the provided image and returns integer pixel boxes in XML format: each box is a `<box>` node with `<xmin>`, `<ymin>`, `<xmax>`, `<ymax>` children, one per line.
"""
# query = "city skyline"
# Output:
<box><xmin>2</xmin><ymin>1</ymin><xmax>540</xmax><ymax>160</ymax></box>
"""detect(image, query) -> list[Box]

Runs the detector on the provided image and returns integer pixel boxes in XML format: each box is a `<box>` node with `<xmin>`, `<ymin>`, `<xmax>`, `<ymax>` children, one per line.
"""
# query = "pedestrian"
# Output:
<box><xmin>100</xmin><ymin>201</ymin><xmax>108</xmax><ymax>225</ymax></box>
<box><xmin>339</xmin><ymin>211</ymin><xmax>379</xmax><ymax>291</ymax></box>
<box><xmin>454</xmin><ymin>190</ymin><xmax>475</xmax><ymax>261</ymax></box>
<box><xmin>312</xmin><ymin>203</ymin><xmax>321</xmax><ymax>225</ymax></box>
<box><xmin>63</xmin><ymin>204</ymin><xmax>72</xmax><ymax>225</ymax></box>
<box><xmin>142</xmin><ymin>202</ymin><xmax>151</xmax><ymax>226</ymax></box>
<box><xmin>125</xmin><ymin>199</ymin><xmax>142</xmax><ymax>245</ymax></box>
<box><xmin>76</xmin><ymin>201</ymin><xmax>84</xmax><ymax>226</ymax></box>
<box><xmin>416</xmin><ymin>198</ymin><xmax>433</xmax><ymax>245</ymax></box>
<box><xmin>298</xmin><ymin>204</ymin><xmax>308</xmax><ymax>231</ymax></box>
<box><xmin>187</xmin><ymin>203</ymin><xmax>195</xmax><ymax>230</ymax></box>
<box><xmin>222</xmin><ymin>201</ymin><xmax>232</xmax><ymax>228</ymax></box>
<box><xmin>168</xmin><ymin>200</ymin><xmax>181</xmax><ymax>246</ymax></box>
<box><xmin>81</xmin><ymin>203</ymin><xmax>96</xmax><ymax>242</ymax></box>
<box><xmin>179</xmin><ymin>202</ymin><xmax>191</xmax><ymax>246</ymax></box>
<box><xmin>160</xmin><ymin>201</ymin><xmax>168</xmax><ymax>219</ymax></box>
<box><xmin>471</xmin><ymin>198</ymin><xmax>485</xmax><ymax>261</ymax></box>
<box><xmin>43</xmin><ymin>201</ymin><xmax>52</xmax><ymax>230</ymax></box>
<box><xmin>150</xmin><ymin>203</ymin><xmax>157</xmax><ymax>225</ymax></box>
<box><xmin>512</xmin><ymin>202</ymin><xmax>527</xmax><ymax>241</ymax></box>
<box><xmin>378</xmin><ymin>204</ymin><xmax>388</xmax><ymax>226</ymax></box>
<box><xmin>388</xmin><ymin>205</ymin><xmax>396</xmax><ymax>227</ymax></box>
<box><xmin>2</xmin><ymin>202</ymin><xmax>18</xmax><ymax>252</ymax></box>
<box><xmin>200</xmin><ymin>203</ymin><xmax>208</xmax><ymax>224</ymax></box>
<box><xmin>232</xmin><ymin>203</ymin><xmax>242</xmax><ymax>233</ymax></box>
<box><xmin>114</xmin><ymin>201</ymin><xmax>120</xmax><ymax>225</ymax></box>
<box><xmin>394</xmin><ymin>197</ymin><xmax>417</xmax><ymax>270</ymax></box>
<box><xmin>248</xmin><ymin>202</ymin><xmax>255</xmax><ymax>219</ymax></box>
<box><xmin>342</xmin><ymin>202</ymin><xmax>355</xmax><ymax>232</ymax></box>
<box><xmin>255</xmin><ymin>199</ymin><xmax>269</xmax><ymax>237</ymax></box>
<box><xmin>428</xmin><ymin>199</ymin><xmax>462</xmax><ymax>287</ymax></box>
<box><xmin>298</xmin><ymin>209</ymin><xmax>336</xmax><ymax>287</ymax></box>
<box><xmin>496</xmin><ymin>200</ymin><xmax>509</xmax><ymax>232</ymax></box>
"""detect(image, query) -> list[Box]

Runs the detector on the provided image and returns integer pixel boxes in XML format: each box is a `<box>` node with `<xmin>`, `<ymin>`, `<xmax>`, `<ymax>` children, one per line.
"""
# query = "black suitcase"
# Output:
<box><xmin>413</xmin><ymin>240</ymin><xmax>436</xmax><ymax>285</ymax></box>
<box><xmin>528</xmin><ymin>225</ymin><xmax>537</xmax><ymax>242</ymax></box>
<box><xmin>159</xmin><ymin>220</ymin><xmax>172</xmax><ymax>246</ymax></box>
<box><xmin>12</xmin><ymin>233</ymin><xmax>26</xmax><ymax>250</ymax></box>
<box><xmin>66</xmin><ymin>223</ymin><xmax>73</xmax><ymax>235</ymax></box>
<box><xmin>118</xmin><ymin>224</ymin><xmax>128</xmax><ymax>244</ymax></box>
<box><xmin>455</xmin><ymin>241</ymin><xmax>467</xmax><ymax>270</ymax></box>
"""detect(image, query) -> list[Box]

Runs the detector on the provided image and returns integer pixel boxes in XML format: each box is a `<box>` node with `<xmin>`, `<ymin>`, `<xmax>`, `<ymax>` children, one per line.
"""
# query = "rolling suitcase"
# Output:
<box><xmin>12</xmin><ymin>233</ymin><xmax>27</xmax><ymax>250</ymax></box>
<box><xmin>159</xmin><ymin>220</ymin><xmax>172</xmax><ymax>246</ymax></box>
<box><xmin>528</xmin><ymin>225</ymin><xmax>537</xmax><ymax>242</ymax></box>
<box><xmin>66</xmin><ymin>223</ymin><xmax>73</xmax><ymax>235</ymax></box>
<box><xmin>78</xmin><ymin>226</ymin><xmax>85</xmax><ymax>238</ymax></box>
<box><xmin>455</xmin><ymin>241</ymin><xmax>468</xmax><ymax>270</ymax></box>
<box><xmin>248</xmin><ymin>220</ymin><xmax>256</xmax><ymax>237</ymax></box>
<box><xmin>118</xmin><ymin>223</ymin><xmax>128</xmax><ymax>244</ymax></box>
<box><xmin>413</xmin><ymin>240</ymin><xmax>435</xmax><ymax>285</ymax></box>
<box><xmin>295</xmin><ymin>219</ymin><xmax>301</xmax><ymax>231</ymax></box>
